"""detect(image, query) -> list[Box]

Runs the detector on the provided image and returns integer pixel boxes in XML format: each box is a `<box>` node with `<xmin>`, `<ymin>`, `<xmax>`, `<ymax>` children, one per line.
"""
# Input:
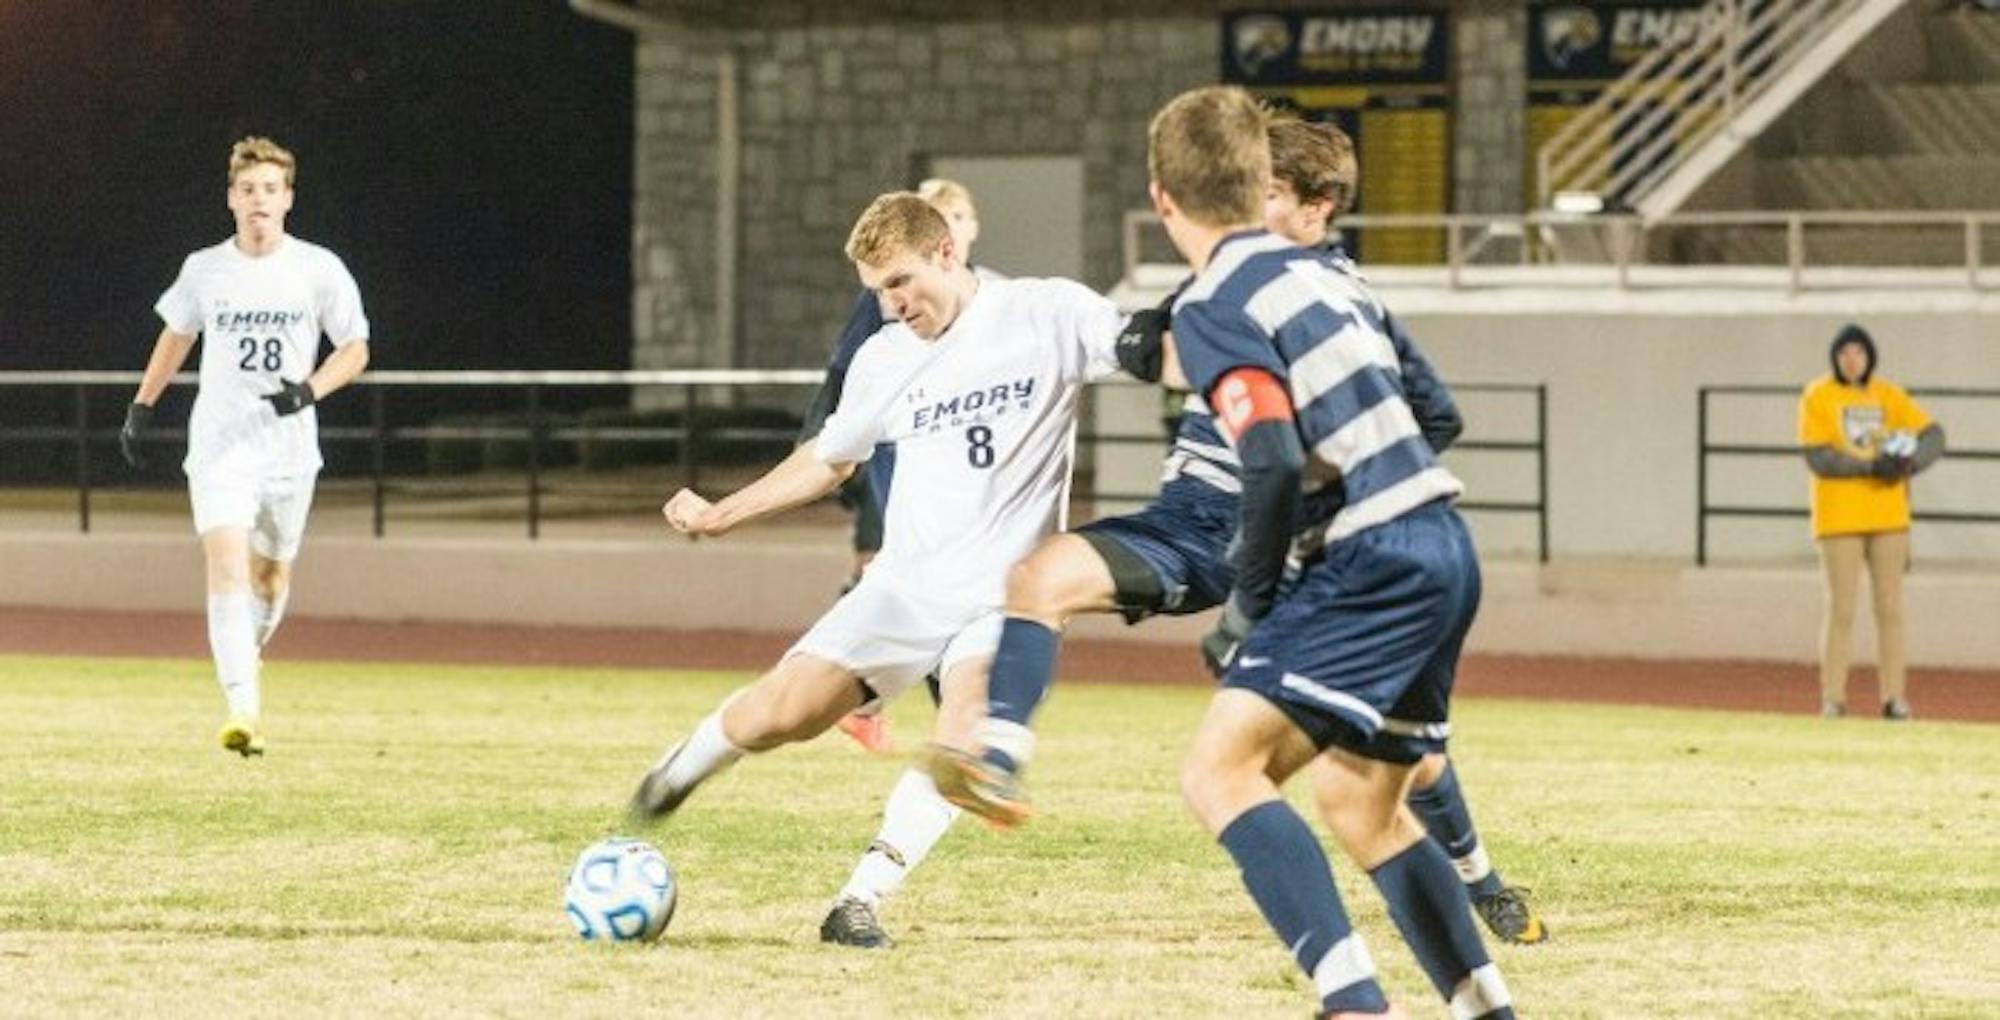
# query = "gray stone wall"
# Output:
<box><xmin>633</xmin><ymin>30</ymin><xmax>724</xmax><ymax>371</ymax></box>
<box><xmin>1453</xmin><ymin>2</ymin><xmax>1528</xmax><ymax>214</ymax></box>
<box><xmin>721</xmin><ymin>12</ymin><xmax>1215</xmax><ymax>369</ymax></box>
<box><xmin>628</xmin><ymin>2</ymin><xmax>1533</xmax><ymax>370</ymax></box>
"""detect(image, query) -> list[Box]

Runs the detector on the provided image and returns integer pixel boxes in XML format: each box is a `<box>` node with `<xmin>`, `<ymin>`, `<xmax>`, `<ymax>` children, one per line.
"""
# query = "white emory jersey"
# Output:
<box><xmin>816</xmin><ymin>277</ymin><xmax>1123</xmax><ymax>608</ymax></box>
<box><xmin>154</xmin><ymin>235</ymin><xmax>368</xmax><ymax>479</ymax></box>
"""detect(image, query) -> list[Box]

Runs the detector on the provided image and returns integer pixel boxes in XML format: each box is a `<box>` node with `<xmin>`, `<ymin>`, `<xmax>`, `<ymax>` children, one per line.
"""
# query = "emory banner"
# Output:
<box><xmin>1222</xmin><ymin>8</ymin><xmax>1451</xmax><ymax>264</ymax></box>
<box><xmin>1526</xmin><ymin>0</ymin><xmax>1708</xmax><ymax>205</ymax></box>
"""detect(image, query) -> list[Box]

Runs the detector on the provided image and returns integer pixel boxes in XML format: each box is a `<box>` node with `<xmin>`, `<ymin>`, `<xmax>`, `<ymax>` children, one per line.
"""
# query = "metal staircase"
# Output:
<box><xmin>1536</xmin><ymin>0</ymin><xmax>1914</xmax><ymax>220</ymax></box>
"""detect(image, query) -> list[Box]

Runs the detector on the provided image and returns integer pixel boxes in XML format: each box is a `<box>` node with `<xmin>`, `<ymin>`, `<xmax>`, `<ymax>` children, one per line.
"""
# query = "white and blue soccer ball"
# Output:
<box><xmin>564</xmin><ymin>837</ymin><xmax>677</xmax><ymax>942</ymax></box>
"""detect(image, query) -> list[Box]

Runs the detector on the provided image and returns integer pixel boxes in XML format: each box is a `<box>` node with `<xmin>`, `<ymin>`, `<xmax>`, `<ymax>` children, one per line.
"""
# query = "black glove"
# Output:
<box><xmin>1869</xmin><ymin>455</ymin><xmax>1909</xmax><ymax>480</ymax></box>
<box><xmin>1200</xmin><ymin>595</ymin><xmax>1260</xmax><ymax>679</ymax></box>
<box><xmin>1114</xmin><ymin>308</ymin><xmax>1169</xmax><ymax>383</ymax></box>
<box><xmin>264</xmin><ymin>379</ymin><xmax>316</xmax><ymax>417</ymax></box>
<box><xmin>118</xmin><ymin>402</ymin><xmax>154</xmax><ymax>469</ymax></box>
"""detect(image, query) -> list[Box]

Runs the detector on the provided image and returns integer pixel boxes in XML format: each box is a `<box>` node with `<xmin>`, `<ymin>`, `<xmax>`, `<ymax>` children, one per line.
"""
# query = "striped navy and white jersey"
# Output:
<box><xmin>1155</xmin><ymin>241</ymin><xmax>1459</xmax><ymax>509</ymax></box>
<box><xmin>1159</xmin><ymin>391</ymin><xmax>1240</xmax><ymax>499</ymax></box>
<box><xmin>1171</xmin><ymin>230</ymin><xmax>1463</xmax><ymax>552</ymax></box>
<box><xmin>1152</xmin><ymin>276</ymin><xmax>1241</xmax><ymax>506</ymax></box>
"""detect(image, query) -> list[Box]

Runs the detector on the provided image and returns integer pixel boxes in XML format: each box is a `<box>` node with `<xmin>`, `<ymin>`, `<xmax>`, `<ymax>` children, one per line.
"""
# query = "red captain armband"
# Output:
<box><xmin>1211</xmin><ymin>368</ymin><xmax>1294</xmax><ymax>442</ymax></box>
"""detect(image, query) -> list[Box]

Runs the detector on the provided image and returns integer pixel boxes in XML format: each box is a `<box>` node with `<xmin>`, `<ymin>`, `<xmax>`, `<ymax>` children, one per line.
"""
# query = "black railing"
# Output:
<box><xmin>0</xmin><ymin>370</ymin><xmax>826</xmax><ymax>540</ymax></box>
<box><xmin>1696</xmin><ymin>384</ymin><xmax>2000</xmax><ymax>565</ymax></box>
<box><xmin>1450</xmin><ymin>383</ymin><xmax>1551</xmax><ymax>564</ymax></box>
<box><xmin>1</xmin><ymin>371</ymin><xmax>1550</xmax><ymax>556</ymax></box>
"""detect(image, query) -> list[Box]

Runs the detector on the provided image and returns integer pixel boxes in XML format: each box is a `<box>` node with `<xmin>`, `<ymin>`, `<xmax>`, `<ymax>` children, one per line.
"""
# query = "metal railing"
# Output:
<box><xmin>0</xmin><ymin>370</ymin><xmax>1550</xmax><ymax>558</ymax></box>
<box><xmin>1449</xmin><ymin>383</ymin><xmax>1551</xmax><ymax>564</ymax></box>
<box><xmin>1536</xmin><ymin>0</ymin><xmax>1871</xmax><ymax>211</ymax></box>
<box><xmin>1121</xmin><ymin>208</ymin><xmax>2000</xmax><ymax>291</ymax></box>
<box><xmin>0</xmin><ymin>370</ymin><xmax>825</xmax><ymax>540</ymax></box>
<box><xmin>1695</xmin><ymin>384</ymin><xmax>2000</xmax><ymax>564</ymax></box>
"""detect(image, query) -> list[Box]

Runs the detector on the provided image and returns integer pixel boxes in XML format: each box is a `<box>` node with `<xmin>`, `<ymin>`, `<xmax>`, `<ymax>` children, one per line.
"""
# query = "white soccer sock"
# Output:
<box><xmin>655</xmin><ymin>710</ymin><xmax>746</xmax><ymax>791</ymax></box>
<box><xmin>974</xmin><ymin>717</ymin><xmax>1037</xmax><ymax>770</ymax></box>
<box><xmin>1454</xmin><ymin>843</ymin><xmax>1494</xmax><ymax>886</ymax></box>
<box><xmin>252</xmin><ymin>588</ymin><xmax>291</xmax><ymax>648</ymax></box>
<box><xmin>839</xmin><ymin>769</ymin><xmax>962</xmax><ymax>907</ymax></box>
<box><xmin>207</xmin><ymin>593</ymin><xmax>260</xmax><ymax>720</ymax></box>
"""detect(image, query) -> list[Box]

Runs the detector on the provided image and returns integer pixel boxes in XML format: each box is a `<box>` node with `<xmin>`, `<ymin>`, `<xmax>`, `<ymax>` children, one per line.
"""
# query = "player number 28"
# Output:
<box><xmin>965</xmin><ymin>425</ymin><xmax>995</xmax><ymax>469</ymax></box>
<box><xmin>237</xmin><ymin>336</ymin><xmax>283</xmax><ymax>373</ymax></box>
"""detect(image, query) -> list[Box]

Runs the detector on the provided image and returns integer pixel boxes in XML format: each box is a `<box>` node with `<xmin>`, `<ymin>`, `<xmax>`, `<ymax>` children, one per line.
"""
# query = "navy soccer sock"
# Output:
<box><xmin>1219</xmin><ymin>801</ymin><xmax>1390</xmax><ymax>1016</ymax></box>
<box><xmin>978</xmin><ymin>617</ymin><xmax>1060</xmax><ymax>773</ymax></box>
<box><xmin>1407</xmin><ymin>762</ymin><xmax>1504</xmax><ymax>898</ymax></box>
<box><xmin>1369</xmin><ymin>839</ymin><xmax>1514</xmax><ymax>1019</ymax></box>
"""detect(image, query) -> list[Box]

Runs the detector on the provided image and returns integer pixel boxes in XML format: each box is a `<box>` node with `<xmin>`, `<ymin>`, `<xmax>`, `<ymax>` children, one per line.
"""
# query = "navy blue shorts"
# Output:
<box><xmin>1076</xmin><ymin>484</ymin><xmax>1236</xmax><ymax>623</ymax></box>
<box><xmin>1223</xmin><ymin>500</ymin><xmax>1481</xmax><ymax>764</ymax></box>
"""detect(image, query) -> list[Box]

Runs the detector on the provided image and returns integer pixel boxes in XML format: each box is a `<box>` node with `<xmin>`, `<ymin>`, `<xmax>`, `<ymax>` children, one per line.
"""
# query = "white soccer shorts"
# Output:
<box><xmin>786</xmin><ymin>571</ymin><xmax>1003</xmax><ymax>706</ymax></box>
<box><xmin>188</xmin><ymin>471</ymin><xmax>318</xmax><ymax>562</ymax></box>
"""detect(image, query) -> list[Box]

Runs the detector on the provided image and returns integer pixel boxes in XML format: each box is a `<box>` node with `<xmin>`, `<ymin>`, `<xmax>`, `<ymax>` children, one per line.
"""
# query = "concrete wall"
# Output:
<box><xmin>8</xmin><ymin>529</ymin><xmax>1998</xmax><ymax>668</ymax></box>
<box><xmin>1387</xmin><ymin>293</ymin><xmax>2000</xmax><ymax>562</ymax></box>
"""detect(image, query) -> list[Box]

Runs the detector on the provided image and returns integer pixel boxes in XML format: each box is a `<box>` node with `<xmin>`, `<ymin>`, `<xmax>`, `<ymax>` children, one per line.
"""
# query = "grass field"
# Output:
<box><xmin>1</xmin><ymin>655</ymin><xmax>1995</xmax><ymax>1018</ymax></box>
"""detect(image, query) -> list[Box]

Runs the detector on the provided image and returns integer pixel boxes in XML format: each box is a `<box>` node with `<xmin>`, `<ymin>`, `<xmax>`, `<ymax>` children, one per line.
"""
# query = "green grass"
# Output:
<box><xmin>0</xmin><ymin>655</ymin><xmax>1995</xmax><ymax>1018</ymax></box>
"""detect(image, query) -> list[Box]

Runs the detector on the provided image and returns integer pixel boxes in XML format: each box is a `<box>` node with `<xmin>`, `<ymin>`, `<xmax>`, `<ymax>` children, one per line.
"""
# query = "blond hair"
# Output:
<box><xmin>916</xmin><ymin>177</ymin><xmax>977</xmax><ymax>214</ymax></box>
<box><xmin>1148</xmin><ymin>86</ymin><xmax>1269</xmax><ymax>228</ymax></box>
<box><xmin>844</xmin><ymin>192</ymin><xmax>952</xmax><ymax>266</ymax></box>
<box><xmin>1269</xmin><ymin>118</ymin><xmax>1358</xmax><ymax>216</ymax></box>
<box><xmin>229</xmin><ymin>136</ymin><xmax>296</xmax><ymax>186</ymax></box>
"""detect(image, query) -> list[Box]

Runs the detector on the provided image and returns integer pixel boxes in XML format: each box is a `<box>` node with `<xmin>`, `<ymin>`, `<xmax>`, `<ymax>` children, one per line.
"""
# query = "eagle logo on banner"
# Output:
<box><xmin>1232</xmin><ymin>15</ymin><xmax>1292</xmax><ymax>77</ymax></box>
<box><xmin>1540</xmin><ymin>6</ymin><xmax>1602</xmax><ymax>70</ymax></box>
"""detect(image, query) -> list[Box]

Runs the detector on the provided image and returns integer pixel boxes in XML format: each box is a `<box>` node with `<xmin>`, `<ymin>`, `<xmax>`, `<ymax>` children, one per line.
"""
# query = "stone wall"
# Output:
<box><xmin>1452</xmin><ymin>1</ymin><xmax>1527</xmax><ymax>214</ymax></box>
<box><xmin>633</xmin><ymin>30</ymin><xmax>724</xmax><ymax>371</ymax></box>
<box><xmin>626</xmin><ymin>2</ymin><xmax>1531</xmax><ymax>370</ymax></box>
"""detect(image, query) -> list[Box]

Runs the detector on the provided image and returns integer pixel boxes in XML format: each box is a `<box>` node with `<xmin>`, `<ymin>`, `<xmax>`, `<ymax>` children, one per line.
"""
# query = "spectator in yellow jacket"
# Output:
<box><xmin>1797</xmin><ymin>324</ymin><xmax>1945</xmax><ymax>719</ymax></box>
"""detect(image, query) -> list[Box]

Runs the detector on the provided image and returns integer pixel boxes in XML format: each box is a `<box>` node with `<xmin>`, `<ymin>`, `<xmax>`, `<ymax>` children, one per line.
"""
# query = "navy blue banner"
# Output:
<box><xmin>1527</xmin><ymin>1</ymin><xmax>1709</xmax><ymax>84</ymax></box>
<box><xmin>1222</xmin><ymin>9</ymin><xmax>1449</xmax><ymax>86</ymax></box>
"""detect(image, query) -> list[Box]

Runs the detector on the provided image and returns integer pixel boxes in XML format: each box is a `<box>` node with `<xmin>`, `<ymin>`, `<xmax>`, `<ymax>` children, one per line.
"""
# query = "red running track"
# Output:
<box><xmin>2</xmin><ymin>608</ymin><xmax>1993</xmax><ymax>722</ymax></box>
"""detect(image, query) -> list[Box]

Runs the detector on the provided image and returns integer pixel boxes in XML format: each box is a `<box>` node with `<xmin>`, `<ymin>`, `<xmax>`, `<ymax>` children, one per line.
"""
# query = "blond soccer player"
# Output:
<box><xmin>629</xmin><ymin>192</ymin><xmax>1122</xmax><ymax>948</ymax></box>
<box><xmin>827</xmin><ymin>177</ymin><xmax>1001</xmax><ymax>756</ymax></box>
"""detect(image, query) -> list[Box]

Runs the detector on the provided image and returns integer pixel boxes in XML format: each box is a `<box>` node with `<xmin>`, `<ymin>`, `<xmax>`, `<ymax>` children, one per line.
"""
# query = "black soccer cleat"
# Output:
<box><xmin>627</xmin><ymin>740</ymin><xmax>695</xmax><ymax>825</ymax></box>
<box><xmin>1473</xmin><ymin>885</ymin><xmax>1548</xmax><ymax>945</ymax></box>
<box><xmin>1882</xmin><ymin>698</ymin><xmax>1912</xmax><ymax>721</ymax></box>
<box><xmin>819</xmin><ymin>896</ymin><xmax>892</xmax><ymax>949</ymax></box>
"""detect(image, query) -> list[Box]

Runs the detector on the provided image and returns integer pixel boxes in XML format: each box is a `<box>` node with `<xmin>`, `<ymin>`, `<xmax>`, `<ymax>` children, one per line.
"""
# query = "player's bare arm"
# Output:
<box><xmin>662</xmin><ymin>440</ymin><xmax>856</xmax><ymax>537</ymax></box>
<box><xmin>133</xmin><ymin>327</ymin><xmax>197</xmax><ymax>406</ymax></box>
<box><xmin>1158</xmin><ymin>333</ymin><xmax>1189</xmax><ymax>391</ymax></box>
<box><xmin>309</xmin><ymin>338</ymin><xmax>370</xmax><ymax>400</ymax></box>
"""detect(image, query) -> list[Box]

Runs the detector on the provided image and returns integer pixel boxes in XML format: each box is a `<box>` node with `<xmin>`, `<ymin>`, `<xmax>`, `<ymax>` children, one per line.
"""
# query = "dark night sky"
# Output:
<box><xmin>0</xmin><ymin>2</ymin><xmax>633</xmax><ymax>376</ymax></box>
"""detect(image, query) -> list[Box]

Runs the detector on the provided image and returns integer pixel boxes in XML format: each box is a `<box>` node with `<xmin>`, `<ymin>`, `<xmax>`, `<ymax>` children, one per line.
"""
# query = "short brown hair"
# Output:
<box><xmin>845</xmin><ymin>192</ymin><xmax>952</xmax><ymax>266</ymax></box>
<box><xmin>229</xmin><ymin>136</ymin><xmax>296</xmax><ymax>186</ymax></box>
<box><xmin>1147</xmin><ymin>85</ymin><xmax>1269</xmax><ymax>228</ymax></box>
<box><xmin>1269</xmin><ymin>118</ymin><xmax>1358</xmax><ymax>216</ymax></box>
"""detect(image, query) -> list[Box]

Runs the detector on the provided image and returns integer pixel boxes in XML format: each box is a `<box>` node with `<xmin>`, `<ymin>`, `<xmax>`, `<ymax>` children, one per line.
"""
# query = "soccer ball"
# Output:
<box><xmin>1880</xmin><ymin>430</ymin><xmax>1918</xmax><ymax>459</ymax></box>
<box><xmin>564</xmin><ymin>837</ymin><xmax>677</xmax><ymax>942</ymax></box>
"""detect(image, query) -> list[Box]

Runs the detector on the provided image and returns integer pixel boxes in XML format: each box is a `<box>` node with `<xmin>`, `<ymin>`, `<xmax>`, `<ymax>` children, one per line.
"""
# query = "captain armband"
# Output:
<box><xmin>1211</xmin><ymin>367</ymin><xmax>1295</xmax><ymax>442</ymax></box>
